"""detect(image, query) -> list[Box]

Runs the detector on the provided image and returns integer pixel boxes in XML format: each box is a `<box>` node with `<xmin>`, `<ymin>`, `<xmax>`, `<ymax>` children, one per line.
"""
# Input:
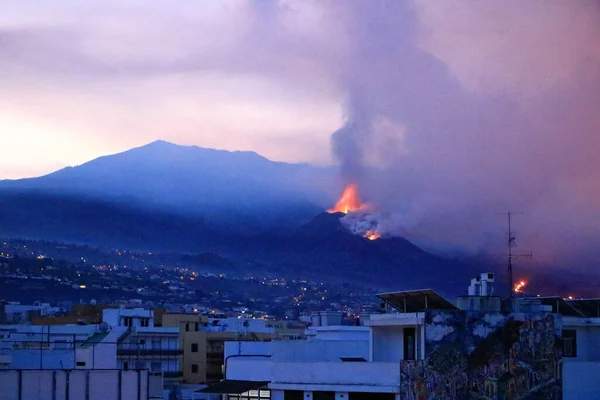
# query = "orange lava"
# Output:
<box><xmin>514</xmin><ymin>280</ymin><xmax>527</xmax><ymax>293</ymax></box>
<box><xmin>365</xmin><ymin>230</ymin><xmax>381</xmax><ymax>240</ymax></box>
<box><xmin>328</xmin><ymin>183</ymin><xmax>364</xmax><ymax>214</ymax></box>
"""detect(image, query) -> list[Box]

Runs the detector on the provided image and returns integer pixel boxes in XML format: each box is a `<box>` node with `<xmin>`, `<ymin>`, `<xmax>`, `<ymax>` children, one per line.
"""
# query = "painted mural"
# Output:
<box><xmin>400</xmin><ymin>311</ymin><xmax>563</xmax><ymax>400</ymax></box>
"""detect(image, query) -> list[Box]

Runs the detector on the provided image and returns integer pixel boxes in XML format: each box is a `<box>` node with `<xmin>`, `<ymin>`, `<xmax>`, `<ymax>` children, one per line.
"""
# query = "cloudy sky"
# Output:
<box><xmin>2</xmin><ymin>0</ymin><xmax>599</xmax><ymax>268</ymax></box>
<box><xmin>1</xmin><ymin>0</ymin><xmax>346</xmax><ymax>178</ymax></box>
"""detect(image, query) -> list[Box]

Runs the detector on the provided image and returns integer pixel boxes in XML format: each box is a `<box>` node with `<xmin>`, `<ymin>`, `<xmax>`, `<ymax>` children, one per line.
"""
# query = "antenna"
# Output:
<box><xmin>494</xmin><ymin>212</ymin><xmax>532</xmax><ymax>299</ymax></box>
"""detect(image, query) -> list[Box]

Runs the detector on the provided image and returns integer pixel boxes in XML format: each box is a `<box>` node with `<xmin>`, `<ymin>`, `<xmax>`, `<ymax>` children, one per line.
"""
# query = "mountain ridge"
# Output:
<box><xmin>0</xmin><ymin>140</ymin><xmax>482</xmax><ymax>294</ymax></box>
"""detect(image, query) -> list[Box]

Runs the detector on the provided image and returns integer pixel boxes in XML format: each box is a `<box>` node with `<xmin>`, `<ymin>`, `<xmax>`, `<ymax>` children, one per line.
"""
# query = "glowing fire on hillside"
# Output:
<box><xmin>329</xmin><ymin>184</ymin><xmax>382</xmax><ymax>240</ymax></box>
<box><xmin>328</xmin><ymin>183</ymin><xmax>363</xmax><ymax>214</ymax></box>
<box><xmin>365</xmin><ymin>230</ymin><xmax>381</xmax><ymax>241</ymax></box>
<box><xmin>514</xmin><ymin>280</ymin><xmax>527</xmax><ymax>293</ymax></box>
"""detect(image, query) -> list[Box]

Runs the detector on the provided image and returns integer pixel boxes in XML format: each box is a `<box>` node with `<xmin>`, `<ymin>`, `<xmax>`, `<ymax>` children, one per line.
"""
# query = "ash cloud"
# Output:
<box><xmin>324</xmin><ymin>0</ymin><xmax>600</xmax><ymax>270</ymax></box>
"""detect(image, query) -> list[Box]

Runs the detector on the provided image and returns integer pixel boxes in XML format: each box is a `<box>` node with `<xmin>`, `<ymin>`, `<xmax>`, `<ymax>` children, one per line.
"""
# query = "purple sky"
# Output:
<box><xmin>2</xmin><ymin>0</ymin><xmax>600</xmax><ymax>269</ymax></box>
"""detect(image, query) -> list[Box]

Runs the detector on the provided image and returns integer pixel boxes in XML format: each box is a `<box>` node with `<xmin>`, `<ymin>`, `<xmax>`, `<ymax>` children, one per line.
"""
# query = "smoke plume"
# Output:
<box><xmin>324</xmin><ymin>0</ymin><xmax>600</xmax><ymax>270</ymax></box>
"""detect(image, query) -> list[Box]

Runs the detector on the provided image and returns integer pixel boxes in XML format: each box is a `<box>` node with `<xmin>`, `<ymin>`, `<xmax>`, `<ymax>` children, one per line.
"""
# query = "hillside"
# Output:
<box><xmin>0</xmin><ymin>141</ymin><xmax>481</xmax><ymax>294</ymax></box>
<box><xmin>0</xmin><ymin>141</ymin><xmax>338</xmax><ymax>230</ymax></box>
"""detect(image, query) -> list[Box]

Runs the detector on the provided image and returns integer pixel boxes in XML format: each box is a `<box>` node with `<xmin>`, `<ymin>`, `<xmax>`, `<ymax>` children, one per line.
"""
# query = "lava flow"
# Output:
<box><xmin>365</xmin><ymin>230</ymin><xmax>381</xmax><ymax>241</ymax></box>
<box><xmin>328</xmin><ymin>183</ymin><xmax>364</xmax><ymax>214</ymax></box>
<box><xmin>514</xmin><ymin>280</ymin><xmax>527</xmax><ymax>293</ymax></box>
<box><xmin>329</xmin><ymin>184</ymin><xmax>382</xmax><ymax>240</ymax></box>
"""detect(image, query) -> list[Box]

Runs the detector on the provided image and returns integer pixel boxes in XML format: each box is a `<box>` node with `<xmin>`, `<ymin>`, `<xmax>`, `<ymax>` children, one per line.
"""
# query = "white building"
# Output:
<box><xmin>103</xmin><ymin>308</ymin><xmax>153</xmax><ymax>328</ymax></box>
<box><xmin>2</xmin><ymin>303</ymin><xmax>60</xmax><ymax>324</ymax></box>
<box><xmin>534</xmin><ymin>297</ymin><xmax>600</xmax><ymax>400</ymax></box>
<box><xmin>103</xmin><ymin>308</ymin><xmax>181</xmax><ymax>382</ymax></box>
<box><xmin>215</xmin><ymin>312</ymin><xmax>417</xmax><ymax>400</ymax></box>
<box><xmin>0</xmin><ymin>323</ymin><xmax>127</xmax><ymax>370</ymax></box>
<box><xmin>0</xmin><ymin>317</ymin><xmax>165</xmax><ymax>399</ymax></box>
<box><xmin>200</xmin><ymin>284</ymin><xmax>600</xmax><ymax>400</ymax></box>
<box><xmin>204</xmin><ymin>317</ymin><xmax>276</xmax><ymax>335</ymax></box>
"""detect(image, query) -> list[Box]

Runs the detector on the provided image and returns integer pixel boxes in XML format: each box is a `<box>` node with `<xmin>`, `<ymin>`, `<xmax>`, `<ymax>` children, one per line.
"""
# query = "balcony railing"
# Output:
<box><xmin>117</xmin><ymin>349</ymin><xmax>182</xmax><ymax>356</ymax></box>
<box><xmin>163</xmin><ymin>371</ymin><xmax>183</xmax><ymax>378</ymax></box>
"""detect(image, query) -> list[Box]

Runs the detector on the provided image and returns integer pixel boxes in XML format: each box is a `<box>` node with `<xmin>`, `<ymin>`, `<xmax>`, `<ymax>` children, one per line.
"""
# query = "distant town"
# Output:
<box><xmin>0</xmin><ymin>239</ymin><xmax>379</xmax><ymax>321</ymax></box>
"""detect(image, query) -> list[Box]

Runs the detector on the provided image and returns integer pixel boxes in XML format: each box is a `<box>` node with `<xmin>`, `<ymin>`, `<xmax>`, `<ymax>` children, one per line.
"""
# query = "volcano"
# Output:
<box><xmin>246</xmin><ymin>211</ymin><xmax>481</xmax><ymax>294</ymax></box>
<box><xmin>0</xmin><ymin>142</ymin><xmax>481</xmax><ymax>295</ymax></box>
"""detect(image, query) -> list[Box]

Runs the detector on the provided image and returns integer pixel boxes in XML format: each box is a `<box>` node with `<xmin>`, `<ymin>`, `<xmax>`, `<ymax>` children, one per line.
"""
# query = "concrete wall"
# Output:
<box><xmin>372</xmin><ymin>326</ymin><xmax>403</xmax><ymax>362</ymax></box>
<box><xmin>181</xmin><ymin>331</ymin><xmax>207</xmax><ymax>383</ymax></box>
<box><xmin>270</xmin><ymin>361</ymin><xmax>401</xmax><ymax>392</ymax></box>
<box><xmin>224</xmin><ymin>339</ymin><xmax>369</xmax><ymax>362</ymax></box>
<box><xmin>227</xmin><ymin>358</ymin><xmax>274</xmax><ymax>382</ymax></box>
<box><xmin>401</xmin><ymin>311</ymin><xmax>563</xmax><ymax>400</ymax></box>
<box><xmin>562</xmin><ymin>325</ymin><xmax>600</xmax><ymax>362</ymax></box>
<box><xmin>563</xmin><ymin>361</ymin><xmax>600</xmax><ymax>400</ymax></box>
<box><xmin>271</xmin><ymin>340</ymin><xmax>368</xmax><ymax>362</ymax></box>
<box><xmin>227</xmin><ymin>359</ymin><xmax>401</xmax><ymax>392</ymax></box>
<box><xmin>0</xmin><ymin>369</ymin><xmax>152</xmax><ymax>400</ymax></box>
<box><xmin>0</xmin><ymin>349</ymin><xmax>76</xmax><ymax>369</ymax></box>
<box><xmin>224</xmin><ymin>341</ymin><xmax>271</xmax><ymax>358</ymax></box>
<box><xmin>308</xmin><ymin>327</ymin><xmax>369</xmax><ymax>341</ymax></box>
<box><xmin>0</xmin><ymin>342</ymin><xmax>117</xmax><ymax>370</ymax></box>
<box><xmin>205</xmin><ymin>318</ymin><xmax>275</xmax><ymax>334</ymax></box>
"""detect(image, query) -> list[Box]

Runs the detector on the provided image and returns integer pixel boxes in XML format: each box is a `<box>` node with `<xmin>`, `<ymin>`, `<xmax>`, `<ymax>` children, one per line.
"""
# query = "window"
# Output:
<box><xmin>138</xmin><ymin>339</ymin><xmax>146</xmax><ymax>347</ymax></box>
<box><xmin>313</xmin><ymin>392</ymin><xmax>335</xmax><ymax>400</ymax></box>
<box><xmin>76</xmin><ymin>361</ymin><xmax>86</xmax><ymax>367</ymax></box>
<box><xmin>227</xmin><ymin>390</ymin><xmax>271</xmax><ymax>400</ymax></box>
<box><xmin>191</xmin><ymin>343</ymin><xmax>199</xmax><ymax>353</ymax></box>
<box><xmin>123</xmin><ymin>361</ymin><xmax>129</xmax><ymax>371</ymax></box>
<box><xmin>284</xmin><ymin>391</ymin><xmax>303</xmax><ymax>400</ymax></box>
<box><xmin>185</xmin><ymin>322</ymin><xmax>190</xmax><ymax>332</ymax></box>
<box><xmin>151</xmin><ymin>362</ymin><xmax>161</xmax><ymax>372</ymax></box>
<box><xmin>563</xmin><ymin>329</ymin><xmax>577</xmax><ymax>357</ymax></box>
<box><xmin>152</xmin><ymin>338</ymin><xmax>161</xmax><ymax>349</ymax></box>
<box><xmin>191</xmin><ymin>364</ymin><xmax>199</xmax><ymax>373</ymax></box>
<box><xmin>123</xmin><ymin>317</ymin><xmax>132</xmax><ymax>327</ymax></box>
<box><xmin>194</xmin><ymin>322</ymin><xmax>199</xmax><ymax>331</ymax></box>
<box><xmin>141</xmin><ymin>318</ymin><xmax>149</xmax><ymax>327</ymax></box>
<box><xmin>135</xmin><ymin>361</ymin><xmax>146</xmax><ymax>370</ymax></box>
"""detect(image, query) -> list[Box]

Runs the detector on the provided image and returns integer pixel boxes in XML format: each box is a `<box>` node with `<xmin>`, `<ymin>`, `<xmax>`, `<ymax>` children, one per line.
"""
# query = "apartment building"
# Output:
<box><xmin>0</xmin><ymin>322</ymin><xmax>161</xmax><ymax>399</ymax></box>
<box><xmin>103</xmin><ymin>308</ymin><xmax>181</xmax><ymax>384</ymax></box>
<box><xmin>161</xmin><ymin>313</ymin><xmax>209</xmax><ymax>384</ymax></box>
<box><xmin>0</xmin><ymin>323</ymin><xmax>127</xmax><ymax>369</ymax></box>
<box><xmin>161</xmin><ymin>313</ymin><xmax>277</xmax><ymax>385</ymax></box>
<box><xmin>31</xmin><ymin>304</ymin><xmax>108</xmax><ymax>325</ymax></box>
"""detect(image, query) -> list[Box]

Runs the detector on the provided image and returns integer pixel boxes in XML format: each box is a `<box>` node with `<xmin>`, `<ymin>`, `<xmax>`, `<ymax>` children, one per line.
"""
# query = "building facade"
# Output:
<box><xmin>103</xmin><ymin>308</ymin><xmax>182</xmax><ymax>384</ymax></box>
<box><xmin>210</xmin><ymin>286</ymin><xmax>600</xmax><ymax>400</ymax></box>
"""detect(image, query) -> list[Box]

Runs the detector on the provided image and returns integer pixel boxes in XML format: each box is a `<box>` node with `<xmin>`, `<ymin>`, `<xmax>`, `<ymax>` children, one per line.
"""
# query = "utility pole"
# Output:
<box><xmin>494</xmin><ymin>212</ymin><xmax>532</xmax><ymax>300</ymax></box>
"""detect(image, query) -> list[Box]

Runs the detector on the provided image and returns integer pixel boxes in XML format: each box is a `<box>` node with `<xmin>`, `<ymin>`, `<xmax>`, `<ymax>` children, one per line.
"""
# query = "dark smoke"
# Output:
<box><xmin>324</xmin><ymin>0</ymin><xmax>600</xmax><ymax>270</ymax></box>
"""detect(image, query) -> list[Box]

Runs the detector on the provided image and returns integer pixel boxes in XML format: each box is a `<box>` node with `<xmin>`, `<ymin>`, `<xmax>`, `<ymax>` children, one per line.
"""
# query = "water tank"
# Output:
<box><xmin>310</xmin><ymin>312</ymin><xmax>322</xmax><ymax>327</ymax></box>
<box><xmin>320</xmin><ymin>311</ymin><xmax>343</xmax><ymax>326</ymax></box>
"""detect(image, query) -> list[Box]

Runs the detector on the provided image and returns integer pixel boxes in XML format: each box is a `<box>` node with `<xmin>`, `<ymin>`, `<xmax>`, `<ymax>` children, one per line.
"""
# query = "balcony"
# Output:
<box><xmin>163</xmin><ymin>371</ymin><xmax>183</xmax><ymax>378</ymax></box>
<box><xmin>117</xmin><ymin>349</ymin><xmax>182</xmax><ymax>356</ymax></box>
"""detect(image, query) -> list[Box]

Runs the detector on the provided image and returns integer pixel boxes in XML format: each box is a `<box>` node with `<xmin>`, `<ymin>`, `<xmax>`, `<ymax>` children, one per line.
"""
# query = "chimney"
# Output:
<box><xmin>311</xmin><ymin>311</ymin><xmax>343</xmax><ymax>327</ymax></box>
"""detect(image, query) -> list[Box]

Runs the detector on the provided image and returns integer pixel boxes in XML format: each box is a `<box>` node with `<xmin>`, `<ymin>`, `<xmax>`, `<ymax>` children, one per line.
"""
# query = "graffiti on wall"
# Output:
<box><xmin>400</xmin><ymin>311</ymin><xmax>562</xmax><ymax>400</ymax></box>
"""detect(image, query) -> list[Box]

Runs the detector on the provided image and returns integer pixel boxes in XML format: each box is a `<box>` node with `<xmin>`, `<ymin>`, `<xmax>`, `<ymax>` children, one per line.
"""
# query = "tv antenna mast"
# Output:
<box><xmin>494</xmin><ymin>212</ymin><xmax>532</xmax><ymax>299</ymax></box>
